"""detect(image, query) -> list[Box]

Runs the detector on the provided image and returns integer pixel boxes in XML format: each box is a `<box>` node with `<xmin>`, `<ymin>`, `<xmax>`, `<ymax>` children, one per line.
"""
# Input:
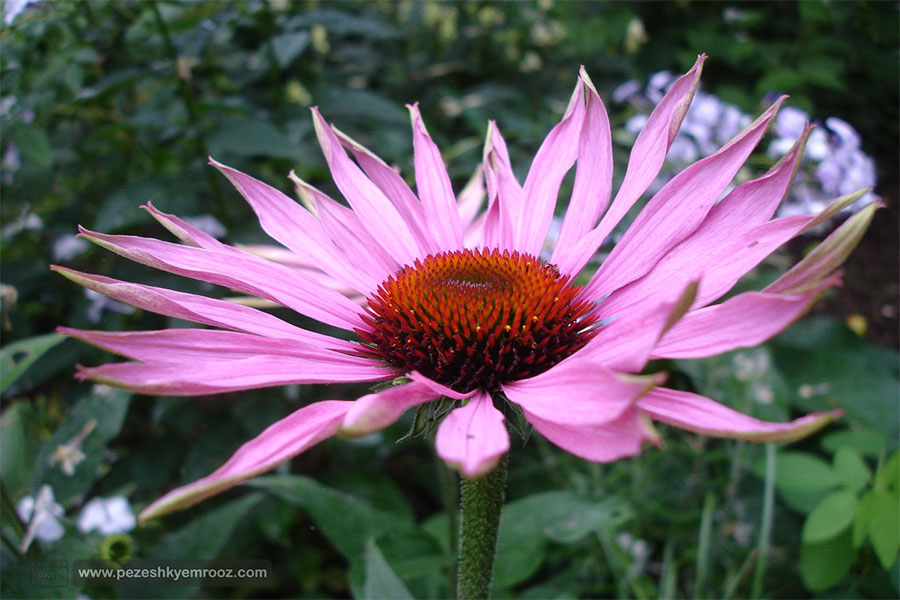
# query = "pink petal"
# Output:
<box><xmin>481</xmin><ymin>122</ymin><xmax>523</xmax><ymax>251</ymax></box>
<box><xmin>523</xmin><ymin>406</ymin><xmax>651</xmax><ymax>463</ymax></box>
<box><xmin>78</xmin><ymin>228</ymin><xmax>364</xmax><ymax>331</ymax></box>
<box><xmin>209</xmin><ymin>159</ymin><xmax>378</xmax><ymax>294</ymax></box>
<box><xmin>584</xmin><ymin>96</ymin><xmax>785</xmax><ymax>302</ymax></box>
<box><xmin>517</xmin><ymin>79</ymin><xmax>585</xmax><ymax>255</ymax></box>
<box><xmin>59</xmin><ymin>327</ymin><xmax>374</xmax><ymax>366</ymax></box>
<box><xmin>651</xmin><ymin>275</ymin><xmax>839</xmax><ymax>359</ymax></box>
<box><xmin>143</xmin><ymin>202</ymin><xmax>220</xmax><ymax>249</ymax></box>
<box><xmin>457</xmin><ymin>165</ymin><xmax>485</xmax><ymax>229</ymax></box>
<box><xmin>409</xmin><ymin>103</ymin><xmax>464</xmax><ymax>250</ymax></box>
<box><xmin>766</xmin><ymin>200</ymin><xmax>881</xmax><ymax>295</ymax></box>
<box><xmin>311</xmin><ymin>107</ymin><xmax>422</xmax><ymax>265</ymax></box>
<box><xmin>503</xmin><ymin>358</ymin><xmax>662</xmax><ymax>425</ymax></box>
<box><xmin>288</xmin><ymin>172</ymin><xmax>399</xmax><ymax>279</ymax></box>
<box><xmin>76</xmin><ymin>355</ymin><xmax>395</xmax><ymax>396</ymax></box>
<box><xmin>139</xmin><ymin>400</ymin><xmax>353</xmax><ymax>522</ymax></box>
<box><xmin>639</xmin><ymin>387</ymin><xmax>844</xmax><ymax>442</ymax></box>
<box><xmin>436</xmin><ymin>392</ymin><xmax>509</xmax><ymax>478</ymax></box>
<box><xmin>334</xmin><ymin>129</ymin><xmax>438</xmax><ymax>255</ymax></box>
<box><xmin>407</xmin><ymin>371</ymin><xmax>474</xmax><ymax>400</ymax></box>
<box><xmin>599</xmin><ymin>127</ymin><xmax>810</xmax><ymax>318</ymax></box>
<box><xmin>553</xmin><ymin>69</ymin><xmax>613</xmax><ymax>269</ymax></box>
<box><xmin>50</xmin><ymin>267</ymin><xmax>354</xmax><ymax>351</ymax></box>
<box><xmin>558</xmin><ymin>55</ymin><xmax>706</xmax><ymax>276</ymax></box>
<box><xmin>340</xmin><ymin>379</ymin><xmax>443</xmax><ymax>437</ymax></box>
<box><xmin>581</xmin><ymin>280</ymin><xmax>698</xmax><ymax>373</ymax></box>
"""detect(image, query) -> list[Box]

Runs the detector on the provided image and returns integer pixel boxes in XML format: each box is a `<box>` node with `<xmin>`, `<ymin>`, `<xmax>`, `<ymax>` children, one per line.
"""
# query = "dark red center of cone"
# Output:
<box><xmin>357</xmin><ymin>248</ymin><xmax>599</xmax><ymax>394</ymax></box>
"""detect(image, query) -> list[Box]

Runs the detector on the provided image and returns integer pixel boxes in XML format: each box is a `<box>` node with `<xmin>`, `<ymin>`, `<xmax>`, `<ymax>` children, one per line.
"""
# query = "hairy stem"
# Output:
<box><xmin>457</xmin><ymin>456</ymin><xmax>508</xmax><ymax>599</ymax></box>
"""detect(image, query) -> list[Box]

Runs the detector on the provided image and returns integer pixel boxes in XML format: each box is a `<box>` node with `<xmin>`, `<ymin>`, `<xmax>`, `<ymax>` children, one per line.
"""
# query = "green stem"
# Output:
<box><xmin>457</xmin><ymin>456</ymin><xmax>508</xmax><ymax>599</ymax></box>
<box><xmin>751</xmin><ymin>443</ymin><xmax>777</xmax><ymax>599</ymax></box>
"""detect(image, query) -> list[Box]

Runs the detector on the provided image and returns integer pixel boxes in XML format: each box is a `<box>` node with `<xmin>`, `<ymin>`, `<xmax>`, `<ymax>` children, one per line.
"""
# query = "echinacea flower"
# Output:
<box><xmin>56</xmin><ymin>55</ymin><xmax>878</xmax><ymax>524</ymax></box>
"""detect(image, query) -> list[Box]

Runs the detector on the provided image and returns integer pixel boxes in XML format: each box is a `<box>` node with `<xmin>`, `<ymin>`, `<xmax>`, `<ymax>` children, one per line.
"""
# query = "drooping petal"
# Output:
<box><xmin>341</xmin><ymin>379</ymin><xmax>442</xmax><ymax>437</ymax></box>
<box><xmin>139</xmin><ymin>400</ymin><xmax>353</xmax><ymax>522</ymax></box>
<box><xmin>766</xmin><ymin>199</ymin><xmax>881</xmax><ymax>295</ymax></box>
<box><xmin>59</xmin><ymin>327</ymin><xmax>376</xmax><ymax>366</ymax></box>
<box><xmin>651</xmin><ymin>275</ymin><xmax>839</xmax><ymax>359</ymax></box>
<box><xmin>481</xmin><ymin>122</ymin><xmax>523</xmax><ymax>251</ymax></box>
<box><xmin>209</xmin><ymin>159</ymin><xmax>378</xmax><ymax>294</ymax></box>
<box><xmin>558</xmin><ymin>55</ymin><xmax>706</xmax><ymax>276</ymax></box>
<box><xmin>599</xmin><ymin>127</ymin><xmax>810</xmax><ymax>317</ymax></box>
<box><xmin>76</xmin><ymin>355</ymin><xmax>395</xmax><ymax>396</ymax></box>
<box><xmin>523</xmin><ymin>406</ymin><xmax>651</xmax><ymax>463</ymax></box>
<box><xmin>503</xmin><ymin>359</ymin><xmax>662</xmax><ymax>425</ymax></box>
<box><xmin>408</xmin><ymin>103</ymin><xmax>464</xmax><ymax>251</ymax></box>
<box><xmin>584</xmin><ymin>96</ymin><xmax>785</xmax><ymax>302</ymax></box>
<box><xmin>50</xmin><ymin>267</ymin><xmax>354</xmax><ymax>351</ymax></box>
<box><xmin>553</xmin><ymin>69</ymin><xmax>613</xmax><ymax>269</ymax></box>
<box><xmin>517</xmin><ymin>79</ymin><xmax>585</xmax><ymax>255</ymax></box>
<box><xmin>582</xmin><ymin>280</ymin><xmax>698</xmax><ymax>373</ymax></box>
<box><xmin>311</xmin><ymin>107</ymin><xmax>422</xmax><ymax>265</ymax></box>
<box><xmin>639</xmin><ymin>387</ymin><xmax>843</xmax><ymax>442</ymax></box>
<box><xmin>78</xmin><ymin>227</ymin><xmax>364</xmax><ymax>331</ymax></box>
<box><xmin>436</xmin><ymin>392</ymin><xmax>509</xmax><ymax>478</ymax></box>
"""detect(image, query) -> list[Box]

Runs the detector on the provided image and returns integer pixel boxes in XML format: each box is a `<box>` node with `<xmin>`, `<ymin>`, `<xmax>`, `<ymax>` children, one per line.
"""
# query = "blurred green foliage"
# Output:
<box><xmin>1</xmin><ymin>1</ymin><xmax>898</xmax><ymax>598</ymax></box>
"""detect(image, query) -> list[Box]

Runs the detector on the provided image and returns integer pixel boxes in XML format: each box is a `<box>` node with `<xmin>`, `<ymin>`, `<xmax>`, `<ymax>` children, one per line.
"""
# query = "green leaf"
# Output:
<box><xmin>249</xmin><ymin>474</ymin><xmax>412</xmax><ymax>562</ymax></box>
<box><xmin>0</xmin><ymin>402</ymin><xmax>35</xmax><ymax>496</ymax></box>
<box><xmin>833</xmin><ymin>447</ymin><xmax>871</xmax><ymax>492</ymax></box>
<box><xmin>30</xmin><ymin>389</ymin><xmax>132</xmax><ymax>505</ymax></box>
<box><xmin>800</xmin><ymin>529</ymin><xmax>855</xmax><ymax>592</ymax></box>
<box><xmin>11</xmin><ymin>123</ymin><xmax>53</xmax><ymax>169</ymax></box>
<box><xmin>822</xmin><ymin>428</ymin><xmax>887</xmax><ymax>457</ymax></box>
<box><xmin>208</xmin><ymin>118</ymin><xmax>301</xmax><ymax>160</ymax></box>
<box><xmin>774</xmin><ymin>451</ymin><xmax>842</xmax><ymax>500</ymax></box>
<box><xmin>363</xmin><ymin>538</ymin><xmax>414</xmax><ymax>600</ymax></box>
<box><xmin>0</xmin><ymin>333</ymin><xmax>65</xmax><ymax>395</ymax></box>
<box><xmin>853</xmin><ymin>490</ymin><xmax>875</xmax><ymax>548</ymax></box>
<box><xmin>271</xmin><ymin>31</ymin><xmax>310</xmax><ymax>68</ymax></box>
<box><xmin>493</xmin><ymin>491</ymin><xmax>633</xmax><ymax>589</ymax></box>
<box><xmin>802</xmin><ymin>489</ymin><xmax>858</xmax><ymax>544</ymax></box>
<box><xmin>868</xmin><ymin>490</ymin><xmax>900</xmax><ymax>569</ymax></box>
<box><xmin>876</xmin><ymin>451</ymin><xmax>899</xmax><ymax>491</ymax></box>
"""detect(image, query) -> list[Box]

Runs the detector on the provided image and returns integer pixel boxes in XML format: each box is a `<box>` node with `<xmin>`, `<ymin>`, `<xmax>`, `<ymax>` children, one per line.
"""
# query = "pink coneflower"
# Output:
<box><xmin>56</xmin><ymin>55</ymin><xmax>876</xmax><ymax>524</ymax></box>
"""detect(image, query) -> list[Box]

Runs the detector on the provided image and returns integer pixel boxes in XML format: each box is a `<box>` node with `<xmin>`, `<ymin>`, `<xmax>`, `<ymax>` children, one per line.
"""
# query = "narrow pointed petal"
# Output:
<box><xmin>50</xmin><ymin>267</ymin><xmax>354</xmax><ymax>351</ymax></box>
<box><xmin>559</xmin><ymin>56</ymin><xmax>705</xmax><ymax>276</ymax></box>
<box><xmin>289</xmin><ymin>172</ymin><xmax>399</xmax><ymax>279</ymax></box>
<box><xmin>585</xmin><ymin>96</ymin><xmax>785</xmax><ymax>302</ymax></box>
<box><xmin>481</xmin><ymin>122</ymin><xmax>523</xmax><ymax>251</ymax></box>
<box><xmin>583</xmin><ymin>280</ymin><xmax>698</xmax><ymax>373</ymax></box>
<box><xmin>600</xmin><ymin>128</ymin><xmax>811</xmax><ymax>317</ymax></box>
<box><xmin>409</xmin><ymin>103</ymin><xmax>464</xmax><ymax>250</ymax></box>
<box><xmin>518</xmin><ymin>79</ymin><xmax>585</xmax><ymax>255</ymax></box>
<box><xmin>139</xmin><ymin>400</ymin><xmax>353</xmax><ymax>522</ymax></box>
<box><xmin>58</xmin><ymin>327</ymin><xmax>374</xmax><ymax>366</ymax></box>
<box><xmin>553</xmin><ymin>69</ymin><xmax>613</xmax><ymax>269</ymax></box>
<box><xmin>334</xmin><ymin>129</ymin><xmax>438</xmax><ymax>255</ymax></box>
<box><xmin>651</xmin><ymin>275</ymin><xmax>839</xmax><ymax>359</ymax></box>
<box><xmin>456</xmin><ymin>165</ymin><xmax>485</xmax><ymax>228</ymax></box>
<box><xmin>639</xmin><ymin>387</ymin><xmax>843</xmax><ymax>442</ymax></box>
<box><xmin>504</xmin><ymin>358</ymin><xmax>662</xmax><ymax>425</ymax></box>
<box><xmin>523</xmin><ymin>406</ymin><xmax>650</xmax><ymax>463</ymax></box>
<box><xmin>407</xmin><ymin>371</ymin><xmax>475</xmax><ymax>400</ymax></box>
<box><xmin>436</xmin><ymin>392</ymin><xmax>509</xmax><ymax>478</ymax></box>
<box><xmin>209</xmin><ymin>159</ymin><xmax>377</xmax><ymax>294</ymax></box>
<box><xmin>766</xmin><ymin>199</ymin><xmax>881</xmax><ymax>295</ymax></box>
<box><xmin>340</xmin><ymin>380</ymin><xmax>442</xmax><ymax>437</ymax></box>
<box><xmin>76</xmin><ymin>356</ymin><xmax>395</xmax><ymax>396</ymax></box>
<box><xmin>143</xmin><ymin>202</ymin><xmax>220</xmax><ymax>249</ymax></box>
<box><xmin>78</xmin><ymin>228</ymin><xmax>364</xmax><ymax>331</ymax></box>
<box><xmin>311</xmin><ymin>107</ymin><xmax>422</xmax><ymax>265</ymax></box>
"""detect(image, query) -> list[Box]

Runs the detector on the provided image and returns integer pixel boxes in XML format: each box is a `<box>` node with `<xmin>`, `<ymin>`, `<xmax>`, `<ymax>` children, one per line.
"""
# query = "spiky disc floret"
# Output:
<box><xmin>357</xmin><ymin>248</ymin><xmax>599</xmax><ymax>394</ymax></box>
